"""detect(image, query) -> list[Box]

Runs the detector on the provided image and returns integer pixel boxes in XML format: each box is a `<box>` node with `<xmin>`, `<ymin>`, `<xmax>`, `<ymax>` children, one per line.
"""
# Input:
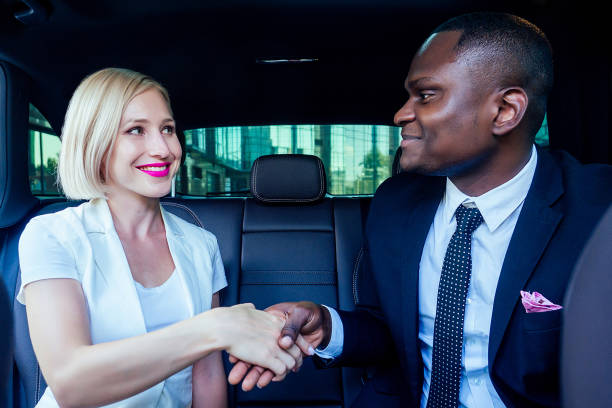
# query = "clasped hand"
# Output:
<box><xmin>227</xmin><ymin>301</ymin><xmax>329</xmax><ymax>391</ymax></box>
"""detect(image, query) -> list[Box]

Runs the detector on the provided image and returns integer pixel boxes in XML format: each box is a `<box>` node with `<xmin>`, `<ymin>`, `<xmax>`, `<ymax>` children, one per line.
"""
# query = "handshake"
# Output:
<box><xmin>217</xmin><ymin>301</ymin><xmax>331</xmax><ymax>391</ymax></box>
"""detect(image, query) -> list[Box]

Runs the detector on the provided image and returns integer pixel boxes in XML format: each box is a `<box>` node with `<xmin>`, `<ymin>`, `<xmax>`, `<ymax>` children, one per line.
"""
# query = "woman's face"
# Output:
<box><xmin>105</xmin><ymin>89</ymin><xmax>182</xmax><ymax>201</ymax></box>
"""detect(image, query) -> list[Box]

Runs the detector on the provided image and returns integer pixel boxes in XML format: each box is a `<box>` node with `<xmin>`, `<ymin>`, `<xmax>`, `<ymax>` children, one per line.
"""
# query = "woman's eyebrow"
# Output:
<box><xmin>122</xmin><ymin>117</ymin><xmax>174</xmax><ymax>126</ymax></box>
<box><xmin>122</xmin><ymin>118</ymin><xmax>149</xmax><ymax>126</ymax></box>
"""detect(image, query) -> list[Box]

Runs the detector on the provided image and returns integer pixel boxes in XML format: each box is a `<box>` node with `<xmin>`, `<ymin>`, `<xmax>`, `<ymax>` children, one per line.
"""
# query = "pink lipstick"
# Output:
<box><xmin>136</xmin><ymin>162</ymin><xmax>171</xmax><ymax>177</ymax></box>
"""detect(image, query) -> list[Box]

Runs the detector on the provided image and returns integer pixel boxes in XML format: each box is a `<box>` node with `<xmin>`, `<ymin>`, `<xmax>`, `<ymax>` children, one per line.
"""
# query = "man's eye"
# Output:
<box><xmin>420</xmin><ymin>92</ymin><xmax>434</xmax><ymax>101</ymax></box>
<box><xmin>127</xmin><ymin>126</ymin><xmax>143</xmax><ymax>135</ymax></box>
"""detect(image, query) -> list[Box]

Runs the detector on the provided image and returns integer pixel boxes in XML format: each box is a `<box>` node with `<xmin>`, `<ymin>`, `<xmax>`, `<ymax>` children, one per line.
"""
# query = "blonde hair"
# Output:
<box><xmin>58</xmin><ymin>68</ymin><xmax>172</xmax><ymax>200</ymax></box>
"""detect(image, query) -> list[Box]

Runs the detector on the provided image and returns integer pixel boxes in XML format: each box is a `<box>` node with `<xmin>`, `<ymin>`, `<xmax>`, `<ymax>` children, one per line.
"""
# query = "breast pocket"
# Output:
<box><xmin>519</xmin><ymin>309</ymin><xmax>562</xmax><ymax>394</ymax></box>
<box><xmin>522</xmin><ymin>308</ymin><xmax>562</xmax><ymax>332</ymax></box>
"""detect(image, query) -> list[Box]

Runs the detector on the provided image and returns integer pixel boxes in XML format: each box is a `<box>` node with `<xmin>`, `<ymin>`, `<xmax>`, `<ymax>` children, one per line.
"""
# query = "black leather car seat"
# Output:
<box><xmin>232</xmin><ymin>154</ymin><xmax>366</xmax><ymax>407</ymax></box>
<box><xmin>562</xmin><ymin>204</ymin><xmax>612</xmax><ymax>408</ymax></box>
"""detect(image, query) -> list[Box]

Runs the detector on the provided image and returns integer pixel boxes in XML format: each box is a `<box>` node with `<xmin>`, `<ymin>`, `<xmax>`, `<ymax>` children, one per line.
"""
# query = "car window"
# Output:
<box><xmin>176</xmin><ymin>124</ymin><xmax>402</xmax><ymax>196</ymax></box>
<box><xmin>535</xmin><ymin>114</ymin><xmax>549</xmax><ymax>147</ymax></box>
<box><xmin>177</xmin><ymin>118</ymin><xmax>550</xmax><ymax>197</ymax></box>
<box><xmin>25</xmin><ymin>114</ymin><xmax>549</xmax><ymax>198</ymax></box>
<box><xmin>28</xmin><ymin>104</ymin><xmax>61</xmax><ymax>196</ymax></box>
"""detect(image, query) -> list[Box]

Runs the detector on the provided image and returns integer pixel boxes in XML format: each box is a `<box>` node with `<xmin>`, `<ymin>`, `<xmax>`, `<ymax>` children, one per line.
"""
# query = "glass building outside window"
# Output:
<box><xmin>177</xmin><ymin>125</ymin><xmax>402</xmax><ymax>196</ymax></box>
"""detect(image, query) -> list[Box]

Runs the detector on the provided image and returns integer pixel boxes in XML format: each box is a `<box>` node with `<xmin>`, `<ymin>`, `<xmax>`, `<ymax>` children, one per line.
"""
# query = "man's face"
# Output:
<box><xmin>394</xmin><ymin>30</ymin><xmax>498</xmax><ymax>176</ymax></box>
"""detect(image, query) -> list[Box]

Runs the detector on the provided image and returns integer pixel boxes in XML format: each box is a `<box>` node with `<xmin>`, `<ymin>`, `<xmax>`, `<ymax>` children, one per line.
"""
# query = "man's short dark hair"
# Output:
<box><xmin>432</xmin><ymin>12</ymin><xmax>554</xmax><ymax>137</ymax></box>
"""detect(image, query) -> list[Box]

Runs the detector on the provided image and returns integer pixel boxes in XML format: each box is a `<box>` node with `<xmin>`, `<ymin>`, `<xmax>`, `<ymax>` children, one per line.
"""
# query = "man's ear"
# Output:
<box><xmin>492</xmin><ymin>88</ymin><xmax>528</xmax><ymax>136</ymax></box>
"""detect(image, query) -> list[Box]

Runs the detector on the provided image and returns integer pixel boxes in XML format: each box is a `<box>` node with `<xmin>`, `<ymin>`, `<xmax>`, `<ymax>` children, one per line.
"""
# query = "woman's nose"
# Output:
<box><xmin>147</xmin><ymin>131</ymin><xmax>171</xmax><ymax>157</ymax></box>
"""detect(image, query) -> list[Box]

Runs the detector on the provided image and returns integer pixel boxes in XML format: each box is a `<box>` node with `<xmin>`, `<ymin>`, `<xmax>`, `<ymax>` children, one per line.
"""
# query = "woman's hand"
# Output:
<box><xmin>207</xmin><ymin>303</ymin><xmax>303</xmax><ymax>378</ymax></box>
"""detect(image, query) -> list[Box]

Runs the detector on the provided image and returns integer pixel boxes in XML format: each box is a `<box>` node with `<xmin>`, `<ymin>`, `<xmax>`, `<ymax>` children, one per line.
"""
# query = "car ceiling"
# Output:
<box><xmin>0</xmin><ymin>0</ymin><xmax>607</xmax><ymax>136</ymax></box>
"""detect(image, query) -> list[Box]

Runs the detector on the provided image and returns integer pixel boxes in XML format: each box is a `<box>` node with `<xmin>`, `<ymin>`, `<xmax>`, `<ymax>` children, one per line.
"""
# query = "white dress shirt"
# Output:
<box><xmin>319</xmin><ymin>145</ymin><xmax>538</xmax><ymax>408</ymax></box>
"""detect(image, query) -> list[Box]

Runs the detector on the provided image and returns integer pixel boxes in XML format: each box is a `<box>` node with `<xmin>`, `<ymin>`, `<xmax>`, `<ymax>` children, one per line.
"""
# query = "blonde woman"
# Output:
<box><xmin>17</xmin><ymin>68</ymin><xmax>305</xmax><ymax>408</ymax></box>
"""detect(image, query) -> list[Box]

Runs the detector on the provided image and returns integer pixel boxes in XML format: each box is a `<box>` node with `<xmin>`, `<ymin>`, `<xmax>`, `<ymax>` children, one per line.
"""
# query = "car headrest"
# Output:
<box><xmin>250</xmin><ymin>154</ymin><xmax>327</xmax><ymax>203</ymax></box>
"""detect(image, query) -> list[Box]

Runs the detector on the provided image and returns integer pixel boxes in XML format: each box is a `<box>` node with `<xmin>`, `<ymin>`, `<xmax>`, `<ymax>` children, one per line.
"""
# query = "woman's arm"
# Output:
<box><xmin>192</xmin><ymin>293</ymin><xmax>227</xmax><ymax>408</ymax></box>
<box><xmin>25</xmin><ymin>280</ymin><xmax>295</xmax><ymax>408</ymax></box>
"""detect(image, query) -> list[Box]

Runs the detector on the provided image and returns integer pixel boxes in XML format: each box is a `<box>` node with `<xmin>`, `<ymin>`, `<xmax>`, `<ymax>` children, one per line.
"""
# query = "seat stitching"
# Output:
<box><xmin>161</xmin><ymin>202</ymin><xmax>204</xmax><ymax>228</ymax></box>
<box><xmin>352</xmin><ymin>247</ymin><xmax>364</xmax><ymax>305</ymax></box>
<box><xmin>251</xmin><ymin>160</ymin><xmax>261</xmax><ymax>201</ymax></box>
<box><xmin>317</xmin><ymin>159</ymin><xmax>324</xmax><ymax>199</ymax></box>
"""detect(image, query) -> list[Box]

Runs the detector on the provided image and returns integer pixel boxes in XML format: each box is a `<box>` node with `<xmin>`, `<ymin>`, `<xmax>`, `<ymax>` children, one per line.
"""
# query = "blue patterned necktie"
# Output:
<box><xmin>426</xmin><ymin>204</ymin><xmax>484</xmax><ymax>408</ymax></box>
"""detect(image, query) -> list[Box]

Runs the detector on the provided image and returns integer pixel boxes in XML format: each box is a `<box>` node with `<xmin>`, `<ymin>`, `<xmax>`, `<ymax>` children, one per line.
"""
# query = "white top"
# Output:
<box><xmin>320</xmin><ymin>145</ymin><xmax>538</xmax><ymax>408</ymax></box>
<box><xmin>18</xmin><ymin>199</ymin><xmax>227</xmax><ymax>408</ymax></box>
<box><xmin>134</xmin><ymin>270</ymin><xmax>192</xmax><ymax>408</ymax></box>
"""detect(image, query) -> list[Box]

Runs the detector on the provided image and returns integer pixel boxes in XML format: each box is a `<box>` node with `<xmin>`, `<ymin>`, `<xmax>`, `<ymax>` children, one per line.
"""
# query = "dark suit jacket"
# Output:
<box><xmin>328</xmin><ymin>149</ymin><xmax>612</xmax><ymax>407</ymax></box>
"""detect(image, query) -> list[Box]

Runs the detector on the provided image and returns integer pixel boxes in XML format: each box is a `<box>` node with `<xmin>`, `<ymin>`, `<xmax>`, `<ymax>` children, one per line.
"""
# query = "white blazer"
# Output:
<box><xmin>18</xmin><ymin>198</ymin><xmax>227</xmax><ymax>407</ymax></box>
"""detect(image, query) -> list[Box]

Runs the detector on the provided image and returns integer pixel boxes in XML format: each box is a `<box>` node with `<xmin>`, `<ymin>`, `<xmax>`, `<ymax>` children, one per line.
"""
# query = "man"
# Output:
<box><xmin>230</xmin><ymin>12</ymin><xmax>612</xmax><ymax>407</ymax></box>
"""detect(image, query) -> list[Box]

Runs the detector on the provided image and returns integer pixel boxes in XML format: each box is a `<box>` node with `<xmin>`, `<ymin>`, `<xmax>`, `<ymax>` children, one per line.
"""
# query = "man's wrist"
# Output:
<box><xmin>318</xmin><ymin>304</ymin><xmax>332</xmax><ymax>349</ymax></box>
<box><xmin>314</xmin><ymin>305</ymin><xmax>343</xmax><ymax>359</ymax></box>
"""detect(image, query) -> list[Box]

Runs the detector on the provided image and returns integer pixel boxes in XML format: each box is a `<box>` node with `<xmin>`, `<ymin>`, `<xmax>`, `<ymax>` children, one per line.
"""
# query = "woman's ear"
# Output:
<box><xmin>492</xmin><ymin>87</ymin><xmax>528</xmax><ymax>136</ymax></box>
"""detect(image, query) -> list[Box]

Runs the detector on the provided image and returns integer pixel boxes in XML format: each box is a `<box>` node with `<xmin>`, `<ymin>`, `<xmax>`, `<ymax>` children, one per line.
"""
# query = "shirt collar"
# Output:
<box><xmin>441</xmin><ymin>145</ymin><xmax>538</xmax><ymax>232</ymax></box>
<box><xmin>83</xmin><ymin>198</ymin><xmax>183</xmax><ymax>237</ymax></box>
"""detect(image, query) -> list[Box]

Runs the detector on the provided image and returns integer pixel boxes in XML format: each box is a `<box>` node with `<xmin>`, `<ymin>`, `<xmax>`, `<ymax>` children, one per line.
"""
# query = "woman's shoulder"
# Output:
<box><xmin>19</xmin><ymin>201</ymin><xmax>93</xmax><ymax>261</ymax></box>
<box><xmin>24</xmin><ymin>201</ymin><xmax>90</xmax><ymax>236</ymax></box>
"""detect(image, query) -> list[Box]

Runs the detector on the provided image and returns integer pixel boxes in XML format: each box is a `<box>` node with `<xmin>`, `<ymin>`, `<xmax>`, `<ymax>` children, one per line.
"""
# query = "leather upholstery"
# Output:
<box><xmin>250</xmin><ymin>154</ymin><xmax>327</xmax><ymax>203</ymax></box>
<box><xmin>0</xmin><ymin>263</ymin><xmax>12</xmax><ymax>403</ymax></box>
<box><xmin>562</xmin><ymin>205</ymin><xmax>612</xmax><ymax>408</ymax></box>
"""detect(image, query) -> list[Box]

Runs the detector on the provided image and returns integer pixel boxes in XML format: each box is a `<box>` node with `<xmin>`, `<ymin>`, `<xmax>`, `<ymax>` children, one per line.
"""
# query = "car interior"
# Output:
<box><xmin>0</xmin><ymin>0</ymin><xmax>610</xmax><ymax>407</ymax></box>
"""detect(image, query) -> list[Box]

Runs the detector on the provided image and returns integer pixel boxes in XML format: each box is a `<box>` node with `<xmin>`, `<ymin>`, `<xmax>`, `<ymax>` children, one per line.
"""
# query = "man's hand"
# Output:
<box><xmin>227</xmin><ymin>301</ymin><xmax>332</xmax><ymax>391</ymax></box>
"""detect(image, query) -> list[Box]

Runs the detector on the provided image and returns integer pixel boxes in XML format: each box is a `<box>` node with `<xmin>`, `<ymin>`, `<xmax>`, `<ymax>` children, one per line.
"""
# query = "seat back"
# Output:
<box><xmin>232</xmin><ymin>154</ymin><xmax>365</xmax><ymax>407</ymax></box>
<box><xmin>562</xmin><ymin>205</ymin><xmax>612</xmax><ymax>408</ymax></box>
<box><xmin>0</xmin><ymin>266</ymin><xmax>12</xmax><ymax>403</ymax></box>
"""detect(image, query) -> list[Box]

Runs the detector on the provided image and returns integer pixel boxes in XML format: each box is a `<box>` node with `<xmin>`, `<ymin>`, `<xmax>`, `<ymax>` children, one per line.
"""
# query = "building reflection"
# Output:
<box><xmin>177</xmin><ymin>125</ymin><xmax>402</xmax><ymax>196</ymax></box>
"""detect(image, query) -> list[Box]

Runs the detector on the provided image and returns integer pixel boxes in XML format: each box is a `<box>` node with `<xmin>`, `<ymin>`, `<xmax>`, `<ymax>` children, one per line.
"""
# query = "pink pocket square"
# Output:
<box><xmin>520</xmin><ymin>291</ymin><xmax>563</xmax><ymax>313</ymax></box>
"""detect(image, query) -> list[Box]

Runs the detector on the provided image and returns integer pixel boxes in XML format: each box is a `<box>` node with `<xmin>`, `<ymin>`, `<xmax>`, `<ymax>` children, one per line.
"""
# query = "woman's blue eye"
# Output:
<box><xmin>127</xmin><ymin>126</ymin><xmax>143</xmax><ymax>135</ymax></box>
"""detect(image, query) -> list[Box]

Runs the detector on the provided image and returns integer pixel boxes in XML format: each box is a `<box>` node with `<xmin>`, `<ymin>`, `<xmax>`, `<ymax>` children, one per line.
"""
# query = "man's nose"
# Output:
<box><xmin>393</xmin><ymin>99</ymin><xmax>415</xmax><ymax>126</ymax></box>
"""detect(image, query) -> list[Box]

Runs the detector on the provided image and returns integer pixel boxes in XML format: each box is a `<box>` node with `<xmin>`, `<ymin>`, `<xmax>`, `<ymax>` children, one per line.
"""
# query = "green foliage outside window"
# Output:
<box><xmin>28</xmin><ymin>104</ymin><xmax>61</xmax><ymax>195</ymax></box>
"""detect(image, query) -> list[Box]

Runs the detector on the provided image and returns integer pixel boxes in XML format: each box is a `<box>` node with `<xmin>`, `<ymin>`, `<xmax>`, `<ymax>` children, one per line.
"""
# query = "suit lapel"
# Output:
<box><xmin>399</xmin><ymin>176</ymin><xmax>445</xmax><ymax>382</ymax></box>
<box><xmin>161</xmin><ymin>207</ymin><xmax>199</xmax><ymax>315</ymax></box>
<box><xmin>83</xmin><ymin>199</ymin><xmax>147</xmax><ymax>337</ymax></box>
<box><xmin>489</xmin><ymin>150</ymin><xmax>564</xmax><ymax>365</ymax></box>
